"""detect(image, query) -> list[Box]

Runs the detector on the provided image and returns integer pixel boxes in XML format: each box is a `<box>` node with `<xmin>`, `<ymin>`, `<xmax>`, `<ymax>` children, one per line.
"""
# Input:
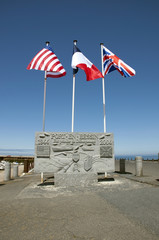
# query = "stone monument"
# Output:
<box><xmin>34</xmin><ymin>132</ymin><xmax>115</xmax><ymax>186</ymax></box>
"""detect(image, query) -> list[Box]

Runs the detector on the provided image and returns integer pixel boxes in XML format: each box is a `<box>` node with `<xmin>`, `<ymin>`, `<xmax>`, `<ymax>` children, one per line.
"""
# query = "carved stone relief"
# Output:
<box><xmin>34</xmin><ymin>132</ymin><xmax>114</xmax><ymax>173</ymax></box>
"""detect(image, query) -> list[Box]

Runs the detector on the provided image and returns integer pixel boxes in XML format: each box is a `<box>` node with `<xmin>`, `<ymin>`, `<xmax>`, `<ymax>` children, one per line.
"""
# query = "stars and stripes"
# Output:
<box><xmin>102</xmin><ymin>46</ymin><xmax>135</xmax><ymax>77</ymax></box>
<box><xmin>27</xmin><ymin>45</ymin><xmax>66</xmax><ymax>78</ymax></box>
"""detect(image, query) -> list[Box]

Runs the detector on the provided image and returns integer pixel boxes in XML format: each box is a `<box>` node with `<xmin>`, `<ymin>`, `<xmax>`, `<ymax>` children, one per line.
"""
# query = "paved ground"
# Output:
<box><xmin>0</xmin><ymin>161</ymin><xmax>159</xmax><ymax>240</ymax></box>
<box><xmin>115</xmin><ymin>160</ymin><xmax>159</xmax><ymax>186</ymax></box>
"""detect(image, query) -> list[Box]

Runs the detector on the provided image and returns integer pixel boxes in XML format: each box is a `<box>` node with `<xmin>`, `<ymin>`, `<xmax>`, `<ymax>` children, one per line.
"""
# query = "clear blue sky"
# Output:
<box><xmin>0</xmin><ymin>0</ymin><xmax>159</xmax><ymax>155</ymax></box>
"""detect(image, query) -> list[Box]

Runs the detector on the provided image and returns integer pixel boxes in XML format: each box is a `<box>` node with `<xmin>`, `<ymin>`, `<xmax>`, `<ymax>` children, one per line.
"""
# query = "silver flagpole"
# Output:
<box><xmin>100</xmin><ymin>43</ymin><xmax>106</xmax><ymax>133</ymax></box>
<box><xmin>42</xmin><ymin>41</ymin><xmax>50</xmax><ymax>132</ymax></box>
<box><xmin>71</xmin><ymin>40</ymin><xmax>77</xmax><ymax>132</ymax></box>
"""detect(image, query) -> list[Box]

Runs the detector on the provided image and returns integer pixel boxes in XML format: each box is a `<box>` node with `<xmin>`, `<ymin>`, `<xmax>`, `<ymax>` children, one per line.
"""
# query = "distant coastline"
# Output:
<box><xmin>0</xmin><ymin>149</ymin><xmax>158</xmax><ymax>160</ymax></box>
<box><xmin>0</xmin><ymin>149</ymin><xmax>34</xmax><ymax>156</ymax></box>
<box><xmin>115</xmin><ymin>154</ymin><xmax>158</xmax><ymax>160</ymax></box>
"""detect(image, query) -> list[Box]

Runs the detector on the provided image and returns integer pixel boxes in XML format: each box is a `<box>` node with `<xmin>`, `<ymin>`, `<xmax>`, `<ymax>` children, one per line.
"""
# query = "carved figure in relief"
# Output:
<box><xmin>49</xmin><ymin>146</ymin><xmax>111</xmax><ymax>173</ymax></box>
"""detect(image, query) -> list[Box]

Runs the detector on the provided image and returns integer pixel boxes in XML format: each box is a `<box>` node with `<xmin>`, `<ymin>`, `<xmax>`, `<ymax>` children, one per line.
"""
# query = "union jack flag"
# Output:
<box><xmin>27</xmin><ymin>44</ymin><xmax>66</xmax><ymax>78</ymax></box>
<box><xmin>102</xmin><ymin>45</ymin><xmax>135</xmax><ymax>77</ymax></box>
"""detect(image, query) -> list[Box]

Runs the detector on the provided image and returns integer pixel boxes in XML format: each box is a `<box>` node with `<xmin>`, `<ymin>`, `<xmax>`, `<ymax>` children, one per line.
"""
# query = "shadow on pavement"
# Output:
<box><xmin>38</xmin><ymin>182</ymin><xmax>54</xmax><ymax>186</ymax></box>
<box><xmin>115</xmin><ymin>171</ymin><xmax>133</xmax><ymax>175</ymax></box>
<box><xmin>98</xmin><ymin>178</ymin><xmax>115</xmax><ymax>182</ymax></box>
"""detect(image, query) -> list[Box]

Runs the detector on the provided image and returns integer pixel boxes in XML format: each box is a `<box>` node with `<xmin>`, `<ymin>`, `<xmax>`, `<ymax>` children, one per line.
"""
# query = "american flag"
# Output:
<box><xmin>27</xmin><ymin>45</ymin><xmax>66</xmax><ymax>78</ymax></box>
<box><xmin>102</xmin><ymin>46</ymin><xmax>135</xmax><ymax>77</ymax></box>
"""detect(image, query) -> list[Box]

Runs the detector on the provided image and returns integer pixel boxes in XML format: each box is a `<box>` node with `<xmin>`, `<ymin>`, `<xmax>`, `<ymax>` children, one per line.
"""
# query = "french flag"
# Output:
<box><xmin>71</xmin><ymin>44</ymin><xmax>103</xmax><ymax>81</ymax></box>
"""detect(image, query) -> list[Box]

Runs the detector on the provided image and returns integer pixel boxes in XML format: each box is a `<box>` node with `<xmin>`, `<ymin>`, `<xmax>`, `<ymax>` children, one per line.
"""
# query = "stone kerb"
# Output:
<box><xmin>34</xmin><ymin>132</ymin><xmax>115</xmax><ymax>175</ymax></box>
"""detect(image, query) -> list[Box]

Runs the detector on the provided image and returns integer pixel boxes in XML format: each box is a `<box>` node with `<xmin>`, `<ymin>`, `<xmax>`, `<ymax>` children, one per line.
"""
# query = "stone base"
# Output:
<box><xmin>54</xmin><ymin>173</ymin><xmax>98</xmax><ymax>187</ymax></box>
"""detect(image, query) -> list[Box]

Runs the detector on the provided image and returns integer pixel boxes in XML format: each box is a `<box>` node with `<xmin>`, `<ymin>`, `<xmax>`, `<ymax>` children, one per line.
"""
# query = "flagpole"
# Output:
<box><xmin>43</xmin><ymin>71</ymin><xmax>47</xmax><ymax>132</ymax></box>
<box><xmin>71</xmin><ymin>40</ymin><xmax>77</xmax><ymax>132</ymax></box>
<box><xmin>43</xmin><ymin>41</ymin><xmax>50</xmax><ymax>132</ymax></box>
<box><xmin>100</xmin><ymin>43</ymin><xmax>106</xmax><ymax>133</ymax></box>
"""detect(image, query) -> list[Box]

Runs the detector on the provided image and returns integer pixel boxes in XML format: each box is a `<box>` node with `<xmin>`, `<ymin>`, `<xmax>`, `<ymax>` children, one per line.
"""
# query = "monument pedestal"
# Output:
<box><xmin>54</xmin><ymin>173</ymin><xmax>98</xmax><ymax>187</ymax></box>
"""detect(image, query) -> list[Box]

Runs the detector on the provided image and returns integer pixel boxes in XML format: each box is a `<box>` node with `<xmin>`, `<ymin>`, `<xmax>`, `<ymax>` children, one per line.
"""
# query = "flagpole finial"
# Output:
<box><xmin>46</xmin><ymin>41</ymin><xmax>50</xmax><ymax>46</ymax></box>
<box><xmin>73</xmin><ymin>40</ymin><xmax>77</xmax><ymax>45</ymax></box>
<box><xmin>100</xmin><ymin>43</ymin><xmax>104</xmax><ymax>46</ymax></box>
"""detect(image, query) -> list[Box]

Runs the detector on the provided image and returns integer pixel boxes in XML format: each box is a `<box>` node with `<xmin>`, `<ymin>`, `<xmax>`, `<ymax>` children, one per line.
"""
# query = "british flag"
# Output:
<box><xmin>102</xmin><ymin>45</ymin><xmax>135</xmax><ymax>77</ymax></box>
<box><xmin>27</xmin><ymin>44</ymin><xmax>66</xmax><ymax>78</ymax></box>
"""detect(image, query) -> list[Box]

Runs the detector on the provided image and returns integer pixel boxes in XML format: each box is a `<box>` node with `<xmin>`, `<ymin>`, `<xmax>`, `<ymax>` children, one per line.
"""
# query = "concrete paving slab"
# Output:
<box><xmin>0</xmin><ymin>185</ymin><xmax>158</xmax><ymax>240</ymax></box>
<box><xmin>0</xmin><ymin>161</ymin><xmax>159</xmax><ymax>240</ymax></box>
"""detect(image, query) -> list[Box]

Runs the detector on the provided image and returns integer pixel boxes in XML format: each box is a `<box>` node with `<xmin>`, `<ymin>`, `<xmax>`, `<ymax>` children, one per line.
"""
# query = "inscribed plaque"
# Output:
<box><xmin>37</xmin><ymin>145</ymin><xmax>50</xmax><ymax>158</ymax></box>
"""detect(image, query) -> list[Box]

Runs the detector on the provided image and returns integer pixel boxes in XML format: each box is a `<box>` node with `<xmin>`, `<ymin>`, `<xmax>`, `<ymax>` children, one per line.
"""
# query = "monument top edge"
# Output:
<box><xmin>35</xmin><ymin>132</ymin><xmax>113</xmax><ymax>135</ymax></box>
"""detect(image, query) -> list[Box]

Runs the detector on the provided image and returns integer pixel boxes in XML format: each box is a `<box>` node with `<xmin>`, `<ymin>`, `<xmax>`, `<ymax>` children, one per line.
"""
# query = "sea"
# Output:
<box><xmin>115</xmin><ymin>154</ymin><xmax>158</xmax><ymax>160</ymax></box>
<box><xmin>0</xmin><ymin>149</ymin><xmax>158</xmax><ymax>160</ymax></box>
<box><xmin>0</xmin><ymin>149</ymin><xmax>34</xmax><ymax>156</ymax></box>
